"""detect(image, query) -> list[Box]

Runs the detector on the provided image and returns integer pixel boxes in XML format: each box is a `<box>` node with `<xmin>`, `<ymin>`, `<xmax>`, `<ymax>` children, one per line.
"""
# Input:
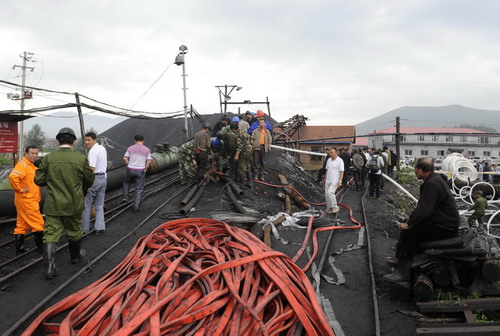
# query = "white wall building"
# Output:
<box><xmin>370</xmin><ymin>127</ymin><xmax>500</xmax><ymax>160</ymax></box>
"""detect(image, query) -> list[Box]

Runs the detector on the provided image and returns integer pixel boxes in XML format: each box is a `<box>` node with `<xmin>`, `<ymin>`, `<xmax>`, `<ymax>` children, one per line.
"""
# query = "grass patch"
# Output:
<box><xmin>397</xmin><ymin>168</ymin><xmax>418</xmax><ymax>184</ymax></box>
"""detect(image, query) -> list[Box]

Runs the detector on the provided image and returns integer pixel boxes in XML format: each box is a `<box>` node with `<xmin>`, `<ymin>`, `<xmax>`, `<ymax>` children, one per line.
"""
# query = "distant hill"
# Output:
<box><xmin>356</xmin><ymin>105</ymin><xmax>500</xmax><ymax>136</ymax></box>
<box><xmin>23</xmin><ymin>112</ymin><xmax>127</xmax><ymax>138</ymax></box>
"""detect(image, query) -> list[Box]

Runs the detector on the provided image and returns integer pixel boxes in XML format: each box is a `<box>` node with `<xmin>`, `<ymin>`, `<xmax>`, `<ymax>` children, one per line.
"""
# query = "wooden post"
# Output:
<box><xmin>74</xmin><ymin>93</ymin><xmax>87</xmax><ymax>153</ymax></box>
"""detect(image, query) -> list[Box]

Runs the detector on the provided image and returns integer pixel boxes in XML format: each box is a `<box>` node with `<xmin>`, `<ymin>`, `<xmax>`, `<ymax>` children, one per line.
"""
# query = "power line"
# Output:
<box><xmin>129</xmin><ymin>62</ymin><xmax>174</xmax><ymax>110</ymax></box>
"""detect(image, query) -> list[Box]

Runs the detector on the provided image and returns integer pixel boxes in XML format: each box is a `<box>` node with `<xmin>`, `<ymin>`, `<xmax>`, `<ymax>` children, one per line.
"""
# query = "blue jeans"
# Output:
<box><xmin>82</xmin><ymin>175</ymin><xmax>107</xmax><ymax>232</ymax></box>
<box><xmin>123</xmin><ymin>169</ymin><xmax>146</xmax><ymax>210</ymax></box>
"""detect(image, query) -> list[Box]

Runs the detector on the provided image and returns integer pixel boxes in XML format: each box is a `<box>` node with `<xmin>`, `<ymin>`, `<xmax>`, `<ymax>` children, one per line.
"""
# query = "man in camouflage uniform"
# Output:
<box><xmin>235</xmin><ymin>128</ymin><xmax>253</xmax><ymax>188</ymax></box>
<box><xmin>210</xmin><ymin>132</ymin><xmax>227</xmax><ymax>174</ymax></box>
<box><xmin>222</xmin><ymin>122</ymin><xmax>239</xmax><ymax>179</ymax></box>
<box><xmin>178</xmin><ymin>140</ymin><xmax>197</xmax><ymax>184</ymax></box>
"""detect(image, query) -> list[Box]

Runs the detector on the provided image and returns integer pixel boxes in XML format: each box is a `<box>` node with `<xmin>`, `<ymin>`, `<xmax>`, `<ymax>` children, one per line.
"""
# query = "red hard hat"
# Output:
<box><xmin>256</xmin><ymin>110</ymin><xmax>264</xmax><ymax>117</ymax></box>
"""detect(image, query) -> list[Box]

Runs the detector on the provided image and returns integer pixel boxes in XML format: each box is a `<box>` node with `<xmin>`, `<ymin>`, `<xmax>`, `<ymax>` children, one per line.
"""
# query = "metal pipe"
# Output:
<box><xmin>226</xmin><ymin>185</ymin><xmax>248</xmax><ymax>215</ymax></box>
<box><xmin>180</xmin><ymin>183</ymin><xmax>199</xmax><ymax>206</ymax></box>
<box><xmin>381</xmin><ymin>174</ymin><xmax>418</xmax><ymax>203</ymax></box>
<box><xmin>179</xmin><ymin>181</ymin><xmax>207</xmax><ymax>215</ymax></box>
<box><xmin>271</xmin><ymin>144</ymin><xmax>327</xmax><ymax>157</ymax></box>
<box><xmin>221</xmin><ymin>176</ymin><xmax>243</xmax><ymax>196</ymax></box>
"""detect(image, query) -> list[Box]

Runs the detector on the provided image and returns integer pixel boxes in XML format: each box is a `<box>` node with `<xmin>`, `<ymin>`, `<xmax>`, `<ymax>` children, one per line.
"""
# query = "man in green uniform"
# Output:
<box><xmin>178</xmin><ymin>140</ymin><xmax>197</xmax><ymax>185</ymax></box>
<box><xmin>469</xmin><ymin>190</ymin><xmax>487</xmax><ymax>227</ymax></box>
<box><xmin>35</xmin><ymin>127</ymin><xmax>95</xmax><ymax>280</ymax></box>
<box><xmin>235</xmin><ymin>127</ymin><xmax>253</xmax><ymax>188</ymax></box>
<box><xmin>222</xmin><ymin>122</ymin><xmax>239</xmax><ymax>179</ymax></box>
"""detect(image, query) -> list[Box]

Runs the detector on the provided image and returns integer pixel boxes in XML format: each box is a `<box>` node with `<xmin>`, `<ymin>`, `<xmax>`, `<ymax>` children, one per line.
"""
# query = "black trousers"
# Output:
<box><xmin>353</xmin><ymin>169</ymin><xmax>363</xmax><ymax>189</ymax></box>
<box><xmin>396</xmin><ymin>224</ymin><xmax>458</xmax><ymax>260</ymax></box>
<box><xmin>369</xmin><ymin>173</ymin><xmax>381</xmax><ymax>198</ymax></box>
<box><xmin>195</xmin><ymin>151</ymin><xmax>209</xmax><ymax>181</ymax></box>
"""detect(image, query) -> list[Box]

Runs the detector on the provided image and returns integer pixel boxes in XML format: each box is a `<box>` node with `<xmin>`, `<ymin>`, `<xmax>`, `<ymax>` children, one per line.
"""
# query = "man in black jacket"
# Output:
<box><xmin>383</xmin><ymin>158</ymin><xmax>460</xmax><ymax>283</ymax></box>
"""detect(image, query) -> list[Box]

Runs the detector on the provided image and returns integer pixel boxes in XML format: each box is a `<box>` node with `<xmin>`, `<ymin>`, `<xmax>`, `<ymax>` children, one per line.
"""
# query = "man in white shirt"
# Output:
<box><xmin>324</xmin><ymin>147</ymin><xmax>344</xmax><ymax>214</ymax></box>
<box><xmin>82</xmin><ymin>132</ymin><xmax>108</xmax><ymax>235</ymax></box>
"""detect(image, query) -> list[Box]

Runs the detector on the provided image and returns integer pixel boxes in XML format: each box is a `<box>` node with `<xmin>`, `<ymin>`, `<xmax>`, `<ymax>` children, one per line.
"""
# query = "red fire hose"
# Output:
<box><xmin>23</xmin><ymin>219</ymin><xmax>335</xmax><ymax>336</ymax></box>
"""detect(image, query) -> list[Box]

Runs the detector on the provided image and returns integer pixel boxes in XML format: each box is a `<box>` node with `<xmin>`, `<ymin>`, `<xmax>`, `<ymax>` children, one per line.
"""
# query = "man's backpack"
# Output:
<box><xmin>369</xmin><ymin>156</ymin><xmax>379</xmax><ymax>173</ymax></box>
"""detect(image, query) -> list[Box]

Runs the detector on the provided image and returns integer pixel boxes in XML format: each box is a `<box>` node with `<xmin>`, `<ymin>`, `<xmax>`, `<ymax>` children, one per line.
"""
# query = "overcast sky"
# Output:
<box><xmin>1</xmin><ymin>0</ymin><xmax>499</xmax><ymax>126</ymax></box>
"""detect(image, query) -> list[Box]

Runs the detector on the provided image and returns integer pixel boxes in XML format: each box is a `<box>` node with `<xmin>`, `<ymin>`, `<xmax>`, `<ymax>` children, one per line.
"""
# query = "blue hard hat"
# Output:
<box><xmin>212</xmin><ymin>137</ymin><xmax>222</xmax><ymax>148</ymax></box>
<box><xmin>232</xmin><ymin>116</ymin><xmax>240</xmax><ymax>122</ymax></box>
<box><xmin>250</xmin><ymin>112</ymin><xmax>256</xmax><ymax>115</ymax></box>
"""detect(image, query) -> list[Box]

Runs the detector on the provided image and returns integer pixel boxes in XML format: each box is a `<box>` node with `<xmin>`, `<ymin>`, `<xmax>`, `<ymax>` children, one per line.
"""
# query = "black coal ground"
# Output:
<box><xmin>0</xmin><ymin>149</ymin><xmax>423</xmax><ymax>336</ymax></box>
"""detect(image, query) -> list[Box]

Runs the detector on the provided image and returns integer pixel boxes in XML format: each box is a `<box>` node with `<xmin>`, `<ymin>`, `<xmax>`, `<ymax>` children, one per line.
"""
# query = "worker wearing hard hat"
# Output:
<box><xmin>251</xmin><ymin>119</ymin><xmax>273</xmax><ymax>181</ymax></box>
<box><xmin>8</xmin><ymin>145</ymin><xmax>44</xmax><ymax>255</ymax></box>
<box><xmin>247</xmin><ymin>110</ymin><xmax>272</xmax><ymax>135</ymax></box>
<box><xmin>35</xmin><ymin>127</ymin><xmax>95</xmax><ymax>280</ymax></box>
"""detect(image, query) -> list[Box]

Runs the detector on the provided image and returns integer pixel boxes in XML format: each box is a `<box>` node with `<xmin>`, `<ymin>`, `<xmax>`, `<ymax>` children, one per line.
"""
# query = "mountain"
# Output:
<box><xmin>23</xmin><ymin>112</ymin><xmax>127</xmax><ymax>138</ymax></box>
<box><xmin>356</xmin><ymin>105</ymin><xmax>500</xmax><ymax>136</ymax></box>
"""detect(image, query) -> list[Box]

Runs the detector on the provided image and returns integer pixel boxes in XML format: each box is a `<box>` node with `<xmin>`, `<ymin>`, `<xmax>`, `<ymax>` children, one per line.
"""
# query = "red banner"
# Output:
<box><xmin>0</xmin><ymin>121</ymin><xmax>18</xmax><ymax>153</ymax></box>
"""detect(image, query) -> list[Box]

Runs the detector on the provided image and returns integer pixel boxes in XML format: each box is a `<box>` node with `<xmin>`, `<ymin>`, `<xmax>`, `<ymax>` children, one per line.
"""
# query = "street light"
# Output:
<box><xmin>175</xmin><ymin>45</ymin><xmax>188</xmax><ymax>140</ymax></box>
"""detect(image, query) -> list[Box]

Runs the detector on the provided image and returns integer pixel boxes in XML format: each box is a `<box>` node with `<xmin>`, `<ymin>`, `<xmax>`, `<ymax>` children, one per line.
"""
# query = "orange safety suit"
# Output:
<box><xmin>8</xmin><ymin>157</ymin><xmax>44</xmax><ymax>234</ymax></box>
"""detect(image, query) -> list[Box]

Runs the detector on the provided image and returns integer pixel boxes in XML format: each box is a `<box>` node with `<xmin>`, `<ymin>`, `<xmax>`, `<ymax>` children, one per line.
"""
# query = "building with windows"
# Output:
<box><xmin>370</xmin><ymin>127</ymin><xmax>500</xmax><ymax>160</ymax></box>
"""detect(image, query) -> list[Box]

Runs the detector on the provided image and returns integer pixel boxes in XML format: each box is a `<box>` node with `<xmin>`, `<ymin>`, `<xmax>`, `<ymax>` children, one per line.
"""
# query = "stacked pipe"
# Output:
<box><xmin>23</xmin><ymin>219</ymin><xmax>334</xmax><ymax>336</ymax></box>
<box><xmin>277</xmin><ymin>174</ymin><xmax>311</xmax><ymax>210</ymax></box>
<box><xmin>179</xmin><ymin>181</ymin><xmax>208</xmax><ymax>215</ymax></box>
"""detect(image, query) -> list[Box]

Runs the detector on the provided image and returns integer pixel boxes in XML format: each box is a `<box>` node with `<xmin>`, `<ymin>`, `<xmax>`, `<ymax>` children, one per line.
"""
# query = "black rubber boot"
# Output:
<box><xmin>68</xmin><ymin>239</ymin><xmax>86</xmax><ymax>264</ymax></box>
<box><xmin>44</xmin><ymin>242</ymin><xmax>58</xmax><ymax>280</ymax></box>
<box><xmin>33</xmin><ymin>231</ymin><xmax>44</xmax><ymax>253</ymax></box>
<box><xmin>246</xmin><ymin>172</ymin><xmax>253</xmax><ymax>189</ymax></box>
<box><xmin>15</xmin><ymin>234</ymin><xmax>29</xmax><ymax>255</ymax></box>
<box><xmin>383</xmin><ymin>260</ymin><xmax>411</xmax><ymax>283</ymax></box>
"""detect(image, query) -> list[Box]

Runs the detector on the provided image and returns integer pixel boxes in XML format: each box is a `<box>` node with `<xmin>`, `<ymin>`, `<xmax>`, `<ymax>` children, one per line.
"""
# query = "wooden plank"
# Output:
<box><xmin>419</xmin><ymin>322</ymin><xmax>500</xmax><ymax>328</ymax></box>
<box><xmin>418</xmin><ymin>297</ymin><xmax>500</xmax><ymax>313</ymax></box>
<box><xmin>417</xmin><ymin>325</ymin><xmax>500</xmax><ymax>335</ymax></box>
<box><xmin>463</xmin><ymin>310</ymin><xmax>475</xmax><ymax>324</ymax></box>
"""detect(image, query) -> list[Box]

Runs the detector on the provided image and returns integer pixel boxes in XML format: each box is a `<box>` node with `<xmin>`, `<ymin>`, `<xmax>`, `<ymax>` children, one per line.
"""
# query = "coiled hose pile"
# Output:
<box><xmin>23</xmin><ymin>218</ymin><xmax>334</xmax><ymax>336</ymax></box>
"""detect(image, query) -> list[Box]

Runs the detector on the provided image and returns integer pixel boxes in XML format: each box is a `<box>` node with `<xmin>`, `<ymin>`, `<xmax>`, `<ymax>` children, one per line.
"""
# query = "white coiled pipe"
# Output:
<box><xmin>442</xmin><ymin>153</ymin><xmax>478</xmax><ymax>184</ymax></box>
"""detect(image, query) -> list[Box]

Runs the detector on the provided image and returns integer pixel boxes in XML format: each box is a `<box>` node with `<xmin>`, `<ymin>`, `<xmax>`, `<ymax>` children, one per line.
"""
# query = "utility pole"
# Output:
<box><xmin>12</xmin><ymin>51</ymin><xmax>35</xmax><ymax>157</ymax></box>
<box><xmin>174</xmin><ymin>45</ymin><xmax>189</xmax><ymax>141</ymax></box>
<box><xmin>395</xmin><ymin>116</ymin><xmax>401</xmax><ymax>173</ymax></box>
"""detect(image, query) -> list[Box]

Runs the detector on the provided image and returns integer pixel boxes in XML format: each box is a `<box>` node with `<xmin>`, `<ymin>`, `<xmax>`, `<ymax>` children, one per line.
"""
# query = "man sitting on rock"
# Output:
<box><xmin>384</xmin><ymin>158</ymin><xmax>460</xmax><ymax>283</ymax></box>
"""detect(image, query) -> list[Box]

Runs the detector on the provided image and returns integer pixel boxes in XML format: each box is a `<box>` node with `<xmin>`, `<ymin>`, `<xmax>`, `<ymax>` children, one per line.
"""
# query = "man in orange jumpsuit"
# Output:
<box><xmin>8</xmin><ymin>145</ymin><xmax>44</xmax><ymax>255</ymax></box>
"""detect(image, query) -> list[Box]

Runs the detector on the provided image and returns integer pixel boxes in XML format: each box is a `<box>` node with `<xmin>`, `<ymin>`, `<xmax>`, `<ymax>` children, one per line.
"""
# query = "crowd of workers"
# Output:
<box><xmin>8</xmin><ymin>127</ymin><xmax>151</xmax><ymax>280</ymax></box>
<box><xmin>7</xmin><ymin>115</ymin><xmax>484</xmax><ymax>288</ymax></box>
<box><xmin>7</xmin><ymin>110</ymin><xmax>273</xmax><ymax>280</ymax></box>
<box><xmin>178</xmin><ymin>109</ymin><xmax>273</xmax><ymax>186</ymax></box>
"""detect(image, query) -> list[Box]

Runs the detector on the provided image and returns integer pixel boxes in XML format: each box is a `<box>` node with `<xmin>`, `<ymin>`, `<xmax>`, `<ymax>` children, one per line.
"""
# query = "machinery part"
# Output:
<box><xmin>148</xmin><ymin>147</ymin><xmax>179</xmax><ymax>174</ymax></box>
